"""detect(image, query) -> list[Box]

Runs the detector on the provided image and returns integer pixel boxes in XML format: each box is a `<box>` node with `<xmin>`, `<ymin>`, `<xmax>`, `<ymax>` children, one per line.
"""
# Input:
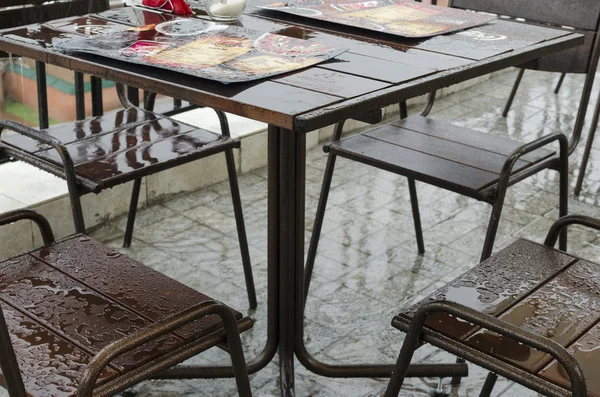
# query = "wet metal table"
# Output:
<box><xmin>0</xmin><ymin>4</ymin><xmax>584</xmax><ymax>396</ymax></box>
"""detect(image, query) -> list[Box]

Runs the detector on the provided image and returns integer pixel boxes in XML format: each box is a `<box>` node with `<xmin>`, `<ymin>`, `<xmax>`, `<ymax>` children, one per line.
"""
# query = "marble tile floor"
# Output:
<box><xmin>82</xmin><ymin>68</ymin><xmax>600</xmax><ymax>396</ymax></box>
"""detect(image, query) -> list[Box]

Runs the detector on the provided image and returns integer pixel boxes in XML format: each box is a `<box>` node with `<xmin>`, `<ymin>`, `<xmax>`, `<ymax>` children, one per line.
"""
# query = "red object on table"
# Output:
<box><xmin>142</xmin><ymin>0</ymin><xmax>192</xmax><ymax>15</ymax></box>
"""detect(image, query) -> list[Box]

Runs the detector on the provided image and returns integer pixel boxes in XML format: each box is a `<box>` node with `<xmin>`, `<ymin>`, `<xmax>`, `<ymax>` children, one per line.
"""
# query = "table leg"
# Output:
<box><xmin>274</xmin><ymin>127</ymin><xmax>306</xmax><ymax>396</ymax></box>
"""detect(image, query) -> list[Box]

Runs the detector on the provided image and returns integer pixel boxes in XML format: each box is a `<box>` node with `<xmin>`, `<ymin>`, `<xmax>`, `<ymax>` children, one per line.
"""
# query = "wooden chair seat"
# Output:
<box><xmin>1</xmin><ymin>107</ymin><xmax>237</xmax><ymax>192</ymax></box>
<box><xmin>390</xmin><ymin>234</ymin><xmax>600</xmax><ymax>397</ymax></box>
<box><xmin>0</xmin><ymin>233</ymin><xmax>252</xmax><ymax>397</ymax></box>
<box><xmin>327</xmin><ymin>116</ymin><xmax>556</xmax><ymax>199</ymax></box>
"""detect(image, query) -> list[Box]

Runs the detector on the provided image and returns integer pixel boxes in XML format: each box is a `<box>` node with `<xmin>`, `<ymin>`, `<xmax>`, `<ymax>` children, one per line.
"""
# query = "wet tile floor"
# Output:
<box><xmin>90</xmin><ymin>69</ymin><xmax>600</xmax><ymax>396</ymax></box>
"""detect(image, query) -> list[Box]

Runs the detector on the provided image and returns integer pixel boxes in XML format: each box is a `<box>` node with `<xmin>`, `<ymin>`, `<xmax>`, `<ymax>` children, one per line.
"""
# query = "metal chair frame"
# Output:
<box><xmin>384</xmin><ymin>214</ymin><xmax>600</xmax><ymax>397</ymax></box>
<box><xmin>0</xmin><ymin>84</ymin><xmax>257</xmax><ymax>309</ymax></box>
<box><xmin>0</xmin><ymin>209</ymin><xmax>253</xmax><ymax>397</ymax></box>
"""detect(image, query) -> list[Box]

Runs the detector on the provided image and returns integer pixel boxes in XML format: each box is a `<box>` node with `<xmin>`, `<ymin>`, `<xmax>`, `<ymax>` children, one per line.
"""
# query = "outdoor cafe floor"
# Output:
<box><xmin>15</xmin><ymin>67</ymin><xmax>600</xmax><ymax>396</ymax></box>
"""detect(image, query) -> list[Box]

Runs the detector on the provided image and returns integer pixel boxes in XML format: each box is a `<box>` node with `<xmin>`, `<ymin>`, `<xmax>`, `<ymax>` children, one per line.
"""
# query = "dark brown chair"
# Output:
<box><xmin>0</xmin><ymin>209</ymin><xmax>253</xmax><ymax>397</ymax></box>
<box><xmin>304</xmin><ymin>0</ymin><xmax>600</xmax><ymax>298</ymax></box>
<box><xmin>0</xmin><ymin>85</ymin><xmax>257</xmax><ymax>309</ymax></box>
<box><xmin>385</xmin><ymin>214</ymin><xmax>600</xmax><ymax>397</ymax></box>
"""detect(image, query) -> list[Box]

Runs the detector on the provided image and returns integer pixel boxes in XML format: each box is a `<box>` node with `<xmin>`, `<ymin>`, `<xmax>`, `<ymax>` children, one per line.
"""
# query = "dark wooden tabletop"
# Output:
<box><xmin>0</xmin><ymin>2</ymin><xmax>584</xmax><ymax>132</ymax></box>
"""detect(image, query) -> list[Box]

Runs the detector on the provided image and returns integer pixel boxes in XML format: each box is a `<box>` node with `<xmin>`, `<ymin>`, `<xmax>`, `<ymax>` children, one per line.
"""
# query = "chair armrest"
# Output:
<box><xmin>0</xmin><ymin>120</ymin><xmax>100</xmax><ymax>193</ymax></box>
<box><xmin>545</xmin><ymin>215</ymin><xmax>600</xmax><ymax>247</ymax></box>
<box><xmin>411</xmin><ymin>300</ymin><xmax>587</xmax><ymax>397</ymax></box>
<box><xmin>499</xmin><ymin>132</ymin><xmax>568</xmax><ymax>189</ymax></box>
<box><xmin>0</xmin><ymin>209</ymin><xmax>55</xmax><ymax>245</ymax></box>
<box><xmin>77</xmin><ymin>300</ymin><xmax>244</xmax><ymax>397</ymax></box>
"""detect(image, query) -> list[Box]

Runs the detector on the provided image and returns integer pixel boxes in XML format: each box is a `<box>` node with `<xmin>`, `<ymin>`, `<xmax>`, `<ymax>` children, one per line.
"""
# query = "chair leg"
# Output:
<box><xmin>304</xmin><ymin>152</ymin><xmax>338</xmax><ymax>303</ymax></box>
<box><xmin>222</xmin><ymin>315</ymin><xmax>252</xmax><ymax>397</ymax></box>
<box><xmin>69</xmin><ymin>192</ymin><xmax>86</xmax><ymax>234</ymax></box>
<box><xmin>554</xmin><ymin>73</ymin><xmax>566</xmax><ymax>94</ymax></box>
<box><xmin>502</xmin><ymin>68</ymin><xmax>525</xmax><ymax>118</ymax></box>
<box><xmin>384</xmin><ymin>321</ymin><xmax>427</xmax><ymax>397</ymax></box>
<box><xmin>399</xmin><ymin>101</ymin><xmax>408</xmax><ymax>119</ymax></box>
<box><xmin>123</xmin><ymin>178</ymin><xmax>143</xmax><ymax>248</ymax></box>
<box><xmin>408</xmin><ymin>178</ymin><xmax>425</xmax><ymax>254</ymax></box>
<box><xmin>558</xmin><ymin>155</ymin><xmax>569</xmax><ymax>252</ymax></box>
<box><xmin>480</xmin><ymin>196</ymin><xmax>507</xmax><ymax>262</ymax></box>
<box><xmin>90</xmin><ymin>76</ymin><xmax>103</xmax><ymax>117</ymax></box>
<box><xmin>225</xmin><ymin>149</ymin><xmax>257</xmax><ymax>310</ymax></box>
<box><xmin>74</xmin><ymin>72</ymin><xmax>86</xmax><ymax>121</ymax></box>
<box><xmin>574</xmin><ymin>89</ymin><xmax>600</xmax><ymax>195</ymax></box>
<box><xmin>450</xmin><ymin>357</ymin><xmax>465</xmax><ymax>386</ymax></box>
<box><xmin>0</xmin><ymin>309</ymin><xmax>27</xmax><ymax>397</ymax></box>
<box><xmin>35</xmin><ymin>61</ymin><xmax>49</xmax><ymax>130</ymax></box>
<box><xmin>479</xmin><ymin>373</ymin><xmax>498</xmax><ymax>397</ymax></box>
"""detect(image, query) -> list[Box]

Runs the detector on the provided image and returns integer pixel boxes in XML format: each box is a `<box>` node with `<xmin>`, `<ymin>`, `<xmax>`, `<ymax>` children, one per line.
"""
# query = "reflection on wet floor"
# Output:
<box><xmin>74</xmin><ymin>68</ymin><xmax>600</xmax><ymax>396</ymax></box>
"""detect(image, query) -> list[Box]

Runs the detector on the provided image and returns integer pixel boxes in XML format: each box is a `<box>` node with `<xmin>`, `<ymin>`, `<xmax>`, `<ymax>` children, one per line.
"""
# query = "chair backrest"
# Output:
<box><xmin>448</xmin><ymin>0</ymin><xmax>600</xmax><ymax>75</ymax></box>
<box><xmin>450</xmin><ymin>0</ymin><xmax>600</xmax><ymax>31</ymax></box>
<box><xmin>0</xmin><ymin>0</ymin><xmax>110</xmax><ymax>29</ymax></box>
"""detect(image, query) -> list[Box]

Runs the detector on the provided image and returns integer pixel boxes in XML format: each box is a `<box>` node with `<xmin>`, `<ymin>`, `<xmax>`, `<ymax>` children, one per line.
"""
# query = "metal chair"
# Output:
<box><xmin>0</xmin><ymin>84</ymin><xmax>257</xmax><ymax>309</ymax></box>
<box><xmin>385</xmin><ymin>214</ymin><xmax>600</xmax><ymax>397</ymax></box>
<box><xmin>304</xmin><ymin>0</ymin><xmax>600</xmax><ymax>300</ymax></box>
<box><xmin>0</xmin><ymin>209</ymin><xmax>253</xmax><ymax>397</ymax></box>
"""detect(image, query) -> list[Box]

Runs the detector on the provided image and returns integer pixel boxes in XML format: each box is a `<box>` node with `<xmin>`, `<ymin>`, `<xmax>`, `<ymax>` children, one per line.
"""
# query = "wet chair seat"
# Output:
<box><xmin>386</xmin><ymin>216</ymin><xmax>600</xmax><ymax>397</ymax></box>
<box><xmin>328</xmin><ymin>116</ymin><xmax>556</xmax><ymax>199</ymax></box>
<box><xmin>0</xmin><ymin>211</ymin><xmax>253</xmax><ymax>397</ymax></box>
<box><xmin>0</xmin><ymin>107</ymin><xmax>238</xmax><ymax>193</ymax></box>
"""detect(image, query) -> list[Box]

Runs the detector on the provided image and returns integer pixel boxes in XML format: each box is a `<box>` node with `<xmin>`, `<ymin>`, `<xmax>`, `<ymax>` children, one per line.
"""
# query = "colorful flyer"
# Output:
<box><xmin>260</xmin><ymin>0</ymin><xmax>497</xmax><ymax>38</ymax></box>
<box><xmin>53</xmin><ymin>21</ymin><xmax>346</xmax><ymax>84</ymax></box>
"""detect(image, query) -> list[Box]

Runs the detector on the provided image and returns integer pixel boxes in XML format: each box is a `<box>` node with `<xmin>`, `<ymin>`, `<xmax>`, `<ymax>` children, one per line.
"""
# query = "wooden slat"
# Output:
<box><xmin>364</xmin><ymin>125</ymin><xmax>533</xmax><ymax>175</ymax></box>
<box><xmin>416</xmin><ymin>20</ymin><xmax>572</xmax><ymax>61</ymax></box>
<box><xmin>539</xmin><ymin>320</ymin><xmax>600</xmax><ymax>397</ymax></box>
<box><xmin>274</xmin><ymin>68</ymin><xmax>390</xmax><ymax>98</ymax></box>
<box><xmin>37</xmin><ymin>118</ymin><xmax>198</xmax><ymax>165</ymax></box>
<box><xmin>0</xmin><ymin>253</ymin><xmax>184</xmax><ymax>371</ymax></box>
<box><xmin>0</xmin><ymin>304</ymin><xmax>117</xmax><ymax>397</ymax></box>
<box><xmin>294</xmin><ymin>32</ymin><xmax>582</xmax><ymax>132</ymax></box>
<box><xmin>452</xmin><ymin>0</ymin><xmax>600</xmax><ymax>31</ymax></box>
<box><xmin>398</xmin><ymin>239</ymin><xmax>576</xmax><ymax>340</ymax></box>
<box><xmin>393</xmin><ymin>116</ymin><xmax>555</xmax><ymax>164</ymax></box>
<box><xmin>71</xmin><ymin>128</ymin><xmax>233</xmax><ymax>187</ymax></box>
<box><xmin>318</xmin><ymin>52</ymin><xmax>437</xmax><ymax>83</ymax></box>
<box><xmin>329</xmin><ymin>134</ymin><xmax>500</xmax><ymax>195</ymax></box>
<box><xmin>2</xmin><ymin>108</ymin><xmax>160</xmax><ymax>155</ymax></box>
<box><xmin>465</xmin><ymin>260</ymin><xmax>600</xmax><ymax>373</ymax></box>
<box><xmin>32</xmin><ymin>236</ymin><xmax>237</xmax><ymax>340</ymax></box>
